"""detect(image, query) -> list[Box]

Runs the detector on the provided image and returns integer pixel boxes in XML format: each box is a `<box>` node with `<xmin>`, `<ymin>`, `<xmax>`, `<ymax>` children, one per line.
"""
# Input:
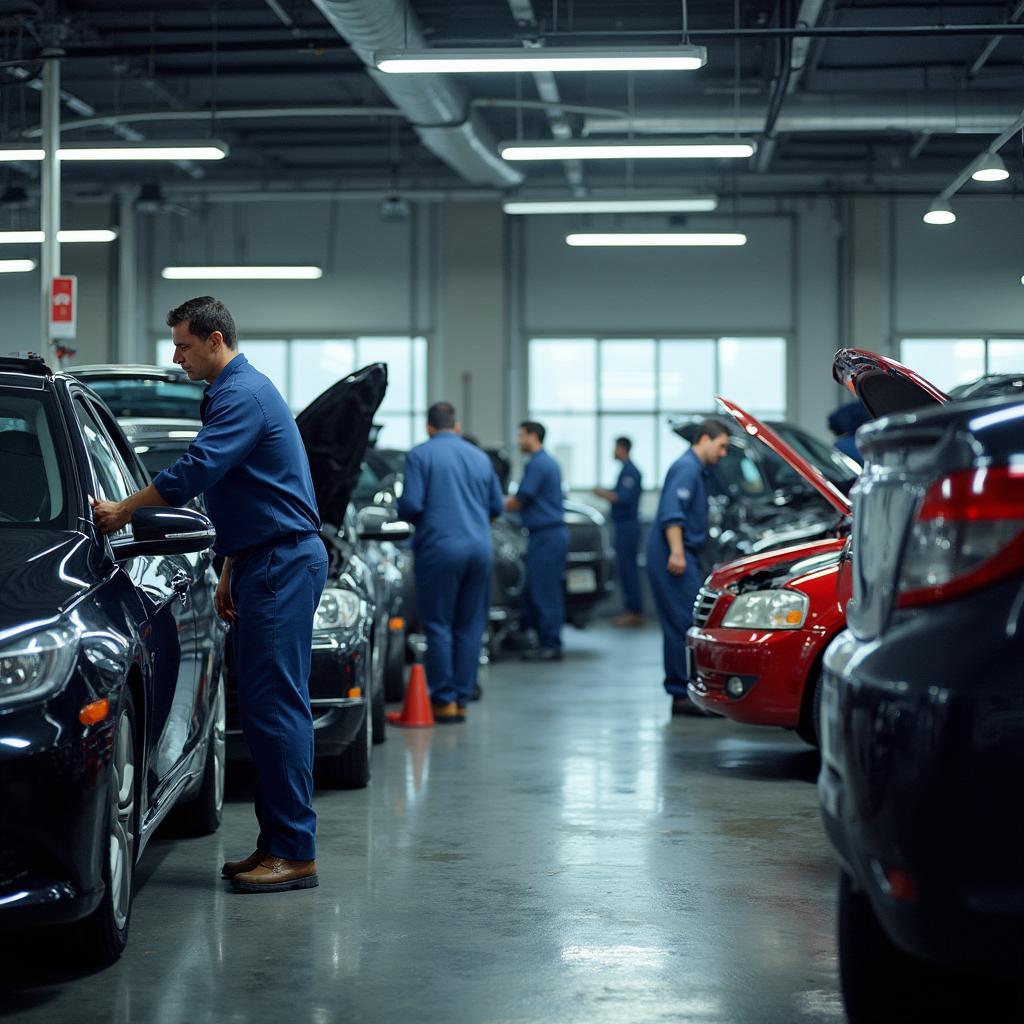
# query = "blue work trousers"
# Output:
<box><xmin>231</xmin><ymin>533</ymin><xmax>327</xmax><ymax>862</ymax></box>
<box><xmin>523</xmin><ymin>525</ymin><xmax>570</xmax><ymax>651</ymax></box>
<box><xmin>415</xmin><ymin>544</ymin><xmax>491</xmax><ymax>705</ymax></box>
<box><xmin>613</xmin><ymin>520</ymin><xmax>643</xmax><ymax>615</ymax></box>
<box><xmin>646</xmin><ymin>546</ymin><xmax>702</xmax><ymax>696</ymax></box>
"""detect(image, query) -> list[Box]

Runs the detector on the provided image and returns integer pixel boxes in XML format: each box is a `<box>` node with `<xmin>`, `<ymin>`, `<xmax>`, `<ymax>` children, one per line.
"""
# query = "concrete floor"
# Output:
<box><xmin>1</xmin><ymin>624</ymin><xmax>843</xmax><ymax>1024</ymax></box>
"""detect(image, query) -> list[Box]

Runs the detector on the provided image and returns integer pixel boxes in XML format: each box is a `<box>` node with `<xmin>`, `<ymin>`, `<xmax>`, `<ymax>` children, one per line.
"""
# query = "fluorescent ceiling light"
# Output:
<box><xmin>0</xmin><ymin>147</ymin><xmax>44</xmax><ymax>162</ymax></box>
<box><xmin>161</xmin><ymin>266</ymin><xmax>323</xmax><ymax>280</ymax></box>
<box><xmin>971</xmin><ymin>152</ymin><xmax>1009</xmax><ymax>182</ymax></box>
<box><xmin>500</xmin><ymin>139</ymin><xmax>756</xmax><ymax>161</ymax></box>
<box><xmin>0</xmin><ymin>259</ymin><xmax>36</xmax><ymax>273</ymax></box>
<box><xmin>923</xmin><ymin>201</ymin><xmax>956</xmax><ymax>226</ymax></box>
<box><xmin>567</xmin><ymin>232</ymin><xmax>747</xmax><ymax>247</ymax></box>
<box><xmin>375</xmin><ymin>46</ymin><xmax>707</xmax><ymax>74</ymax></box>
<box><xmin>0</xmin><ymin>141</ymin><xmax>228</xmax><ymax>162</ymax></box>
<box><xmin>504</xmin><ymin>196</ymin><xmax>719</xmax><ymax>215</ymax></box>
<box><xmin>0</xmin><ymin>229</ymin><xmax>118</xmax><ymax>243</ymax></box>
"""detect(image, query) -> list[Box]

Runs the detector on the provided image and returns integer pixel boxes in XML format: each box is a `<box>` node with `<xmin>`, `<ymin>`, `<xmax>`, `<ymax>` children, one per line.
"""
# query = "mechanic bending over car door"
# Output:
<box><xmin>505</xmin><ymin>420</ymin><xmax>570</xmax><ymax>662</ymax></box>
<box><xmin>594</xmin><ymin>435</ymin><xmax>644</xmax><ymax>627</ymax></box>
<box><xmin>646</xmin><ymin>419</ymin><xmax>730</xmax><ymax>717</ymax></box>
<box><xmin>397</xmin><ymin>402</ymin><xmax>504</xmax><ymax>723</ymax></box>
<box><xmin>92</xmin><ymin>295</ymin><xmax>328</xmax><ymax>895</ymax></box>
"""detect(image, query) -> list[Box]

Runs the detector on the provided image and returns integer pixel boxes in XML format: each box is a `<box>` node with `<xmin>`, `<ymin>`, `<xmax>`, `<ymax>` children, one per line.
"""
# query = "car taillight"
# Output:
<box><xmin>898</xmin><ymin>465</ymin><xmax>1024</xmax><ymax>607</ymax></box>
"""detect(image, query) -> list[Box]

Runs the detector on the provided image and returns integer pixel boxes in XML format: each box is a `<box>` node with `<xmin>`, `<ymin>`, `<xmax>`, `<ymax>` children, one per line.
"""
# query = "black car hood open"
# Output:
<box><xmin>296</xmin><ymin>363</ymin><xmax>388</xmax><ymax>527</ymax></box>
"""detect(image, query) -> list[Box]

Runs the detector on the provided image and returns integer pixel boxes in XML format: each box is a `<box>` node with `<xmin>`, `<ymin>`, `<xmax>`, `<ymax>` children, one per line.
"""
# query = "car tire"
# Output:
<box><xmin>71</xmin><ymin>690</ymin><xmax>139</xmax><ymax>965</ymax></box>
<box><xmin>169</xmin><ymin>676</ymin><xmax>226</xmax><ymax>837</ymax></box>
<box><xmin>796</xmin><ymin>670</ymin><xmax>822</xmax><ymax>748</ymax></box>
<box><xmin>319</xmin><ymin>703</ymin><xmax>370</xmax><ymax>789</ymax></box>
<box><xmin>384</xmin><ymin>627</ymin><xmax>406</xmax><ymax>703</ymax></box>
<box><xmin>371</xmin><ymin>632</ymin><xmax>387</xmax><ymax>745</ymax></box>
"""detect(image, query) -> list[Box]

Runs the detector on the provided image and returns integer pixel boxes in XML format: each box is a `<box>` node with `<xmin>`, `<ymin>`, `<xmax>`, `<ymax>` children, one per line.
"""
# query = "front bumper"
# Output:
<box><xmin>819</xmin><ymin>577</ymin><xmax>1024</xmax><ymax>975</ymax></box>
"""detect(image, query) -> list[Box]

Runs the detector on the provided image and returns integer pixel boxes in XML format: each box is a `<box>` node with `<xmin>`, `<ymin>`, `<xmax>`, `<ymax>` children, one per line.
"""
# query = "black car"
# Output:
<box><xmin>672</xmin><ymin>414</ymin><xmax>861</xmax><ymax>572</ymax></box>
<box><xmin>948</xmin><ymin>372</ymin><xmax>1024</xmax><ymax>401</ymax></box>
<box><xmin>819</xmin><ymin>357</ymin><xmax>1024</xmax><ymax>1020</ymax></box>
<box><xmin>0</xmin><ymin>355</ymin><xmax>225</xmax><ymax>964</ymax></box>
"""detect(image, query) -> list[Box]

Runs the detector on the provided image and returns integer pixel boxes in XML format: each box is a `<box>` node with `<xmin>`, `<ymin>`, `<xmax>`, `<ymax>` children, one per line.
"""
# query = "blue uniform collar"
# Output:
<box><xmin>205</xmin><ymin>353</ymin><xmax>249</xmax><ymax>399</ymax></box>
<box><xmin>430</xmin><ymin>430</ymin><xmax>460</xmax><ymax>441</ymax></box>
<box><xmin>684</xmin><ymin>447</ymin><xmax>709</xmax><ymax>475</ymax></box>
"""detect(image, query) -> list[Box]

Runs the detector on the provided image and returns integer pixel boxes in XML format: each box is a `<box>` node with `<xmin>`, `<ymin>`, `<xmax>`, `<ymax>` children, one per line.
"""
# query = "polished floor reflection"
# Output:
<box><xmin>0</xmin><ymin>625</ymin><xmax>842</xmax><ymax>1023</ymax></box>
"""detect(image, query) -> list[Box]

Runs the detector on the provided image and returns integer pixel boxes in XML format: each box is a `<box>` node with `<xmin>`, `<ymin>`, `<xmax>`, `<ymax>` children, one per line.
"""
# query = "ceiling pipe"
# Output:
<box><xmin>933</xmin><ymin>106</ymin><xmax>1024</xmax><ymax>206</ymax></box>
<box><xmin>308</xmin><ymin>0</ymin><xmax>521</xmax><ymax>188</ymax></box>
<box><xmin>965</xmin><ymin>0</ymin><xmax>1024</xmax><ymax>81</ymax></box>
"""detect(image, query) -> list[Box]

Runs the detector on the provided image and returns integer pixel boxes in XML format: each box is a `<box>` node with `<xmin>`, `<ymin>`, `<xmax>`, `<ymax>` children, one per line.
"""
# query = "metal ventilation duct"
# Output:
<box><xmin>310</xmin><ymin>0</ymin><xmax>522</xmax><ymax>188</ymax></box>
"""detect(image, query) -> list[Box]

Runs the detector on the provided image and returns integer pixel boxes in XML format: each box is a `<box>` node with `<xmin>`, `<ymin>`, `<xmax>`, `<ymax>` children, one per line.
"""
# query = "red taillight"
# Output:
<box><xmin>898</xmin><ymin>466</ymin><xmax>1024</xmax><ymax>607</ymax></box>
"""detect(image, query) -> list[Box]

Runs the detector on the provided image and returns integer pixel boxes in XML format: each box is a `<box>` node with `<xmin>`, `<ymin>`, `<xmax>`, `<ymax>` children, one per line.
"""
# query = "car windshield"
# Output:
<box><xmin>85</xmin><ymin>377</ymin><xmax>205</xmax><ymax>420</ymax></box>
<box><xmin>0</xmin><ymin>391</ymin><xmax>72</xmax><ymax>528</ymax></box>
<box><xmin>713</xmin><ymin>444</ymin><xmax>769</xmax><ymax>498</ymax></box>
<box><xmin>352</xmin><ymin>449</ymin><xmax>405</xmax><ymax>505</ymax></box>
<box><xmin>768</xmin><ymin>424</ymin><xmax>860</xmax><ymax>487</ymax></box>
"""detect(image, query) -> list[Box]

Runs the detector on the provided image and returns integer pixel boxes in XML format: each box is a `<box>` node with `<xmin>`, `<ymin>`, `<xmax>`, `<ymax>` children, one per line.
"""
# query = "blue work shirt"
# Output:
<box><xmin>517</xmin><ymin>448</ymin><xmax>565</xmax><ymax>532</ymax></box>
<box><xmin>652</xmin><ymin>448</ymin><xmax>709</xmax><ymax>553</ymax></box>
<box><xmin>152</xmin><ymin>354</ymin><xmax>320</xmax><ymax>556</ymax></box>
<box><xmin>610</xmin><ymin>459</ymin><xmax>642</xmax><ymax>523</ymax></box>
<box><xmin>397</xmin><ymin>432</ymin><xmax>503</xmax><ymax>555</ymax></box>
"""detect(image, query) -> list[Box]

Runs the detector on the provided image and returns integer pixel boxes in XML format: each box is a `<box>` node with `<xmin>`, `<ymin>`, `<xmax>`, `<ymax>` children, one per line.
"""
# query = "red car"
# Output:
<box><xmin>686</xmin><ymin>351</ymin><xmax>947</xmax><ymax>744</ymax></box>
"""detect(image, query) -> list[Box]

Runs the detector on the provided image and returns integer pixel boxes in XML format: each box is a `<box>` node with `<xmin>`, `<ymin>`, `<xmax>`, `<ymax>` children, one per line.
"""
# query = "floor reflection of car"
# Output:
<box><xmin>686</xmin><ymin>351</ymin><xmax>947</xmax><ymax>745</ymax></box>
<box><xmin>819</xmin><ymin>379</ymin><xmax>1024</xmax><ymax>1022</ymax></box>
<box><xmin>672</xmin><ymin>414</ymin><xmax>861</xmax><ymax>573</ymax></box>
<box><xmin>0</xmin><ymin>355</ymin><xmax>225</xmax><ymax>964</ymax></box>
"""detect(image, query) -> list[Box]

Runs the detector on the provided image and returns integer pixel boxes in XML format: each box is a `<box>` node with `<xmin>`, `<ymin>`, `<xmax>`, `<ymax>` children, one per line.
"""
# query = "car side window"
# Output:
<box><xmin>73</xmin><ymin>396</ymin><xmax>135</xmax><ymax>537</ymax></box>
<box><xmin>88</xmin><ymin>398</ymin><xmax>151</xmax><ymax>490</ymax></box>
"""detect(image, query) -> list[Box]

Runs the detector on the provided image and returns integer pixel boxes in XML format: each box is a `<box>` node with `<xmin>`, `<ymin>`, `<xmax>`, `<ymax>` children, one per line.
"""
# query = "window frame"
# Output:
<box><xmin>897</xmin><ymin>335</ymin><xmax>1024</xmax><ymax>387</ymax></box>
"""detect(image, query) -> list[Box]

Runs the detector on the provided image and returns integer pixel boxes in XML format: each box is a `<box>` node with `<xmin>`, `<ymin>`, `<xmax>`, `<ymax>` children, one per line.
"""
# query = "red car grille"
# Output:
<box><xmin>692</xmin><ymin>587</ymin><xmax>720</xmax><ymax>628</ymax></box>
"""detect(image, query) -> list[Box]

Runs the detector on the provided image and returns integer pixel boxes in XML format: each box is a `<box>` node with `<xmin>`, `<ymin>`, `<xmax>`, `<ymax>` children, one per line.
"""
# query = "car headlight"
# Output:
<box><xmin>314</xmin><ymin>589</ymin><xmax>362</xmax><ymax>633</ymax></box>
<box><xmin>0</xmin><ymin>624</ymin><xmax>79</xmax><ymax>706</ymax></box>
<box><xmin>721</xmin><ymin>590</ymin><xmax>809</xmax><ymax>630</ymax></box>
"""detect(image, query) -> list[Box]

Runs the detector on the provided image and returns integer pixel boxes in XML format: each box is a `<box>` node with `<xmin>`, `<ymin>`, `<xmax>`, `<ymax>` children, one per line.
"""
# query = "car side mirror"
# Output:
<box><xmin>110</xmin><ymin>507</ymin><xmax>217</xmax><ymax>560</ymax></box>
<box><xmin>356</xmin><ymin>505</ymin><xmax>412</xmax><ymax>542</ymax></box>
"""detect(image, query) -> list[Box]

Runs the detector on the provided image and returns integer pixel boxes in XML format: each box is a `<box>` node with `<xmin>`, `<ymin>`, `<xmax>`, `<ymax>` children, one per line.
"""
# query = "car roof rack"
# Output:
<box><xmin>0</xmin><ymin>353</ymin><xmax>53</xmax><ymax>377</ymax></box>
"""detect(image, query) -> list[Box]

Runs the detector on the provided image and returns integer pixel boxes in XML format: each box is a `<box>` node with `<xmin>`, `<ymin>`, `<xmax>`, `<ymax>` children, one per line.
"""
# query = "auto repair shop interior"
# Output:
<box><xmin>0</xmin><ymin>2</ymin><xmax>1023</xmax><ymax>1023</ymax></box>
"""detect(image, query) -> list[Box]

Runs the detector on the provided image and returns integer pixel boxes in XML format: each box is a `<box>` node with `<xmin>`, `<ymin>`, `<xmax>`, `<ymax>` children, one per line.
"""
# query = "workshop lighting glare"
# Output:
<box><xmin>923</xmin><ymin>202</ymin><xmax>956</xmax><ymax>225</ymax></box>
<box><xmin>971</xmin><ymin>152</ymin><xmax>1009</xmax><ymax>182</ymax></box>
<box><xmin>0</xmin><ymin>259</ymin><xmax>36</xmax><ymax>273</ymax></box>
<box><xmin>0</xmin><ymin>230</ymin><xmax>118</xmax><ymax>243</ymax></box>
<box><xmin>504</xmin><ymin>196</ymin><xmax>719</xmax><ymax>215</ymax></box>
<box><xmin>375</xmin><ymin>46</ymin><xmax>707</xmax><ymax>74</ymax></box>
<box><xmin>501</xmin><ymin>139</ymin><xmax>756</xmax><ymax>161</ymax></box>
<box><xmin>0</xmin><ymin>142</ymin><xmax>228</xmax><ymax>162</ymax></box>
<box><xmin>566</xmin><ymin>232</ymin><xmax>747</xmax><ymax>247</ymax></box>
<box><xmin>0</xmin><ymin>148</ymin><xmax>44</xmax><ymax>162</ymax></box>
<box><xmin>161</xmin><ymin>266</ymin><xmax>323</xmax><ymax>280</ymax></box>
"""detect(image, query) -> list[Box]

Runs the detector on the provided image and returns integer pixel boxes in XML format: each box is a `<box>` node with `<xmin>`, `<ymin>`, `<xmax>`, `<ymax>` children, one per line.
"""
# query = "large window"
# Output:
<box><xmin>528</xmin><ymin>336</ymin><xmax>788</xmax><ymax>489</ymax></box>
<box><xmin>899</xmin><ymin>338</ymin><xmax>1024</xmax><ymax>392</ymax></box>
<box><xmin>157</xmin><ymin>336</ymin><xmax>428</xmax><ymax>447</ymax></box>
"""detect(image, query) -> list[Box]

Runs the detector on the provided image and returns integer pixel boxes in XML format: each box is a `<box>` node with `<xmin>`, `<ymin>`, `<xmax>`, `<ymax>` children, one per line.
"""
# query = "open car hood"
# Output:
<box><xmin>716</xmin><ymin>397</ymin><xmax>852</xmax><ymax>517</ymax></box>
<box><xmin>832</xmin><ymin>348</ymin><xmax>948</xmax><ymax>418</ymax></box>
<box><xmin>296</xmin><ymin>363</ymin><xmax>388</xmax><ymax>527</ymax></box>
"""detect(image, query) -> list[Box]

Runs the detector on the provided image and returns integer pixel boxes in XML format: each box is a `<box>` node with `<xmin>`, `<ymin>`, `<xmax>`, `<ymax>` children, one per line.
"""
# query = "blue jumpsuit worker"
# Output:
<box><xmin>646</xmin><ymin>420</ymin><xmax>730</xmax><ymax>716</ymax></box>
<box><xmin>92</xmin><ymin>296</ymin><xmax>326</xmax><ymax>894</ymax></box>
<box><xmin>594</xmin><ymin>436</ymin><xmax>644</xmax><ymax>626</ymax></box>
<box><xmin>505</xmin><ymin>420</ymin><xmax>570</xmax><ymax>662</ymax></box>
<box><xmin>828</xmin><ymin>401</ymin><xmax>870</xmax><ymax>466</ymax></box>
<box><xmin>397</xmin><ymin>402</ymin><xmax>504</xmax><ymax>722</ymax></box>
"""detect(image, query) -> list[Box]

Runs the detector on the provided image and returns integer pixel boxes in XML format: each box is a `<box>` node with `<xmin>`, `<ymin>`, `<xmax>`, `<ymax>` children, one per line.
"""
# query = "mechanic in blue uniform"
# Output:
<box><xmin>398</xmin><ymin>402</ymin><xmax>503</xmax><ymax>723</ymax></box>
<box><xmin>646</xmin><ymin>419</ymin><xmax>730</xmax><ymax>716</ymax></box>
<box><xmin>92</xmin><ymin>296</ymin><xmax>326</xmax><ymax>894</ymax></box>
<box><xmin>505</xmin><ymin>421</ymin><xmax>570</xmax><ymax>662</ymax></box>
<box><xmin>595</xmin><ymin>435</ymin><xmax>644</xmax><ymax>627</ymax></box>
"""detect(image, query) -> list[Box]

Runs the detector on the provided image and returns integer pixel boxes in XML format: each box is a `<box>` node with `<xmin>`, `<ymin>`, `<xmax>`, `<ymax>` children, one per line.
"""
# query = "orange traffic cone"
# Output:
<box><xmin>386</xmin><ymin>664</ymin><xmax>435</xmax><ymax>728</ymax></box>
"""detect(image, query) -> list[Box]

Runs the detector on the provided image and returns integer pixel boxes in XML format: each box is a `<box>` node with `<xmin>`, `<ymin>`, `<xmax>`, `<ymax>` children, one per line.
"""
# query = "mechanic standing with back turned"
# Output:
<box><xmin>92</xmin><ymin>296</ymin><xmax>327</xmax><ymax>894</ymax></box>
<box><xmin>594</xmin><ymin>435</ymin><xmax>644</xmax><ymax>627</ymax></box>
<box><xmin>398</xmin><ymin>402</ymin><xmax>504</xmax><ymax>722</ymax></box>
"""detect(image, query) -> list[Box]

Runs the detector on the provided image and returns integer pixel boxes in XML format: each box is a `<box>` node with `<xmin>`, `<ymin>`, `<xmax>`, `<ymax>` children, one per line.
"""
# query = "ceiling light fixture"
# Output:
<box><xmin>922</xmin><ymin>201</ymin><xmax>956</xmax><ymax>225</ymax></box>
<box><xmin>971</xmin><ymin>152</ymin><xmax>1010</xmax><ymax>182</ymax></box>
<box><xmin>500</xmin><ymin>139</ymin><xmax>756</xmax><ymax>161</ymax></box>
<box><xmin>0</xmin><ymin>229</ymin><xmax>118</xmax><ymax>243</ymax></box>
<box><xmin>504</xmin><ymin>196</ymin><xmax>719</xmax><ymax>215</ymax></box>
<box><xmin>375</xmin><ymin>46</ymin><xmax>707</xmax><ymax>74</ymax></box>
<box><xmin>161</xmin><ymin>266</ymin><xmax>323</xmax><ymax>280</ymax></box>
<box><xmin>0</xmin><ymin>141</ymin><xmax>229</xmax><ymax>162</ymax></box>
<box><xmin>566</xmin><ymin>232</ymin><xmax>747</xmax><ymax>247</ymax></box>
<box><xmin>0</xmin><ymin>259</ymin><xmax>36</xmax><ymax>273</ymax></box>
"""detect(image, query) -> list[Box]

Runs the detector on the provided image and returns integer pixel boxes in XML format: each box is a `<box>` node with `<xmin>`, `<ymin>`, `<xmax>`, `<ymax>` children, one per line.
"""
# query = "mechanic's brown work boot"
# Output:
<box><xmin>231</xmin><ymin>856</ymin><xmax>318</xmax><ymax>893</ymax></box>
<box><xmin>431</xmin><ymin>700</ymin><xmax>466</xmax><ymax>723</ymax></box>
<box><xmin>221</xmin><ymin>849</ymin><xmax>265</xmax><ymax>879</ymax></box>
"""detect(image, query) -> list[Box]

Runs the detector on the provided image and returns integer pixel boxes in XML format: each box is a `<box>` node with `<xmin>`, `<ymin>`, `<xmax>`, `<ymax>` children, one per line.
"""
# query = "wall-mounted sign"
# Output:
<box><xmin>50</xmin><ymin>275</ymin><xmax>77</xmax><ymax>339</ymax></box>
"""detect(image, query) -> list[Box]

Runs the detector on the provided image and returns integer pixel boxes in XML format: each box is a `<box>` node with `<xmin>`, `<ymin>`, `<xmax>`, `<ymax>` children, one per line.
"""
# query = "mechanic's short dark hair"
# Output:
<box><xmin>697</xmin><ymin>418</ymin><xmax>730</xmax><ymax>443</ymax></box>
<box><xmin>166</xmin><ymin>296</ymin><xmax>237</xmax><ymax>350</ymax></box>
<box><xmin>428</xmin><ymin>401</ymin><xmax>457</xmax><ymax>430</ymax></box>
<box><xmin>615</xmin><ymin>436</ymin><xmax>632</xmax><ymax>453</ymax></box>
<box><xmin>519</xmin><ymin>420</ymin><xmax>546</xmax><ymax>444</ymax></box>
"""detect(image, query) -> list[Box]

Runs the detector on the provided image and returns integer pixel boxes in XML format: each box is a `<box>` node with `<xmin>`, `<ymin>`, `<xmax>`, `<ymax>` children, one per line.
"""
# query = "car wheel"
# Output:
<box><xmin>795</xmin><ymin>670</ymin><xmax>822</xmax><ymax>748</ymax></box>
<box><xmin>371</xmin><ymin>632</ymin><xmax>387</xmax><ymax>745</ymax></box>
<box><xmin>318</xmin><ymin>702</ymin><xmax>370</xmax><ymax>790</ymax></box>
<box><xmin>384</xmin><ymin>626</ymin><xmax>406</xmax><ymax>703</ymax></box>
<box><xmin>72</xmin><ymin>691</ymin><xmax>138</xmax><ymax>965</ymax></box>
<box><xmin>170</xmin><ymin>675</ymin><xmax>226</xmax><ymax>836</ymax></box>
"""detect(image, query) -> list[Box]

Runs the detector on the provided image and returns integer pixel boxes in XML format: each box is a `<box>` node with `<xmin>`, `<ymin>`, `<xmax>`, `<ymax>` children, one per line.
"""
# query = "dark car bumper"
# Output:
<box><xmin>819</xmin><ymin>577</ymin><xmax>1024</xmax><ymax>975</ymax></box>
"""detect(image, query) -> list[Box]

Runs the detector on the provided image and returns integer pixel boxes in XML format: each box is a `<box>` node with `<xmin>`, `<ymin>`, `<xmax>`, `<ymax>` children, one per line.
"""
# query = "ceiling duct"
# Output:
<box><xmin>309</xmin><ymin>0</ymin><xmax>522</xmax><ymax>188</ymax></box>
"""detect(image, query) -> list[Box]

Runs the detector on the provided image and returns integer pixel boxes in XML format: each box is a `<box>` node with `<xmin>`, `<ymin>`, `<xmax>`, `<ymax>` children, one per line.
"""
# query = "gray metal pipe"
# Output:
<box><xmin>40</xmin><ymin>57</ymin><xmax>60</xmax><ymax>366</ymax></box>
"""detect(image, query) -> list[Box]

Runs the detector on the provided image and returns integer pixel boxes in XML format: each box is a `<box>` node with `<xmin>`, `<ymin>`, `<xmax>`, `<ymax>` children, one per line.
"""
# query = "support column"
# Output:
<box><xmin>39</xmin><ymin>56</ymin><xmax>61</xmax><ymax>364</ymax></box>
<box><xmin>117</xmin><ymin>188</ymin><xmax>138</xmax><ymax>363</ymax></box>
<box><xmin>847</xmin><ymin>196</ymin><xmax>893</xmax><ymax>354</ymax></box>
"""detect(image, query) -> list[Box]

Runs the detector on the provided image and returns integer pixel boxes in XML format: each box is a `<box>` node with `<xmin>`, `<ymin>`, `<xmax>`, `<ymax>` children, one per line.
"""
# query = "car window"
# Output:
<box><xmin>74</xmin><ymin>396</ymin><xmax>135</xmax><ymax>537</ymax></box>
<box><xmin>770</xmin><ymin>424</ymin><xmax>860</xmax><ymax>485</ymax></box>
<box><xmin>84</xmin><ymin>377</ymin><xmax>205</xmax><ymax>420</ymax></box>
<box><xmin>0</xmin><ymin>391</ymin><xmax>70</xmax><ymax>527</ymax></box>
<box><xmin>713</xmin><ymin>444</ymin><xmax>768</xmax><ymax>498</ymax></box>
<box><xmin>89</xmin><ymin>398</ymin><xmax>150</xmax><ymax>490</ymax></box>
<box><xmin>136</xmin><ymin>442</ymin><xmax>189</xmax><ymax>477</ymax></box>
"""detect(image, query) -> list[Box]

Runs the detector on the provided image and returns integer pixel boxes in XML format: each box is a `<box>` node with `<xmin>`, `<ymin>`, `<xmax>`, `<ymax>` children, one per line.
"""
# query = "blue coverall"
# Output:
<box><xmin>610</xmin><ymin>459</ymin><xmax>643</xmax><ymax>615</ymax></box>
<box><xmin>397</xmin><ymin>432</ymin><xmax>503</xmax><ymax>706</ymax></box>
<box><xmin>644</xmin><ymin>448</ymin><xmax>709</xmax><ymax>697</ymax></box>
<box><xmin>154</xmin><ymin>354</ymin><xmax>327</xmax><ymax>862</ymax></box>
<box><xmin>517</xmin><ymin>448</ymin><xmax>569</xmax><ymax>651</ymax></box>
